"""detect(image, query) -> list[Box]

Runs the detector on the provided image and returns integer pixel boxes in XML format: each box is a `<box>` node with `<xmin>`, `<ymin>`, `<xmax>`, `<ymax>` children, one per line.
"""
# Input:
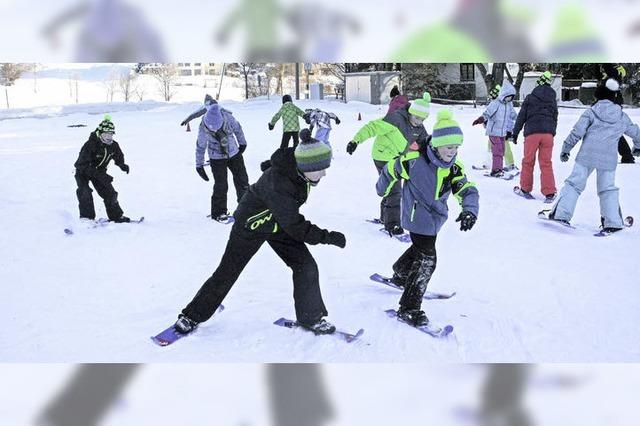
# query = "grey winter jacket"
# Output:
<box><xmin>482</xmin><ymin>81</ymin><xmax>517</xmax><ymax>137</ymax></box>
<box><xmin>512</xmin><ymin>84</ymin><xmax>558</xmax><ymax>137</ymax></box>
<box><xmin>386</xmin><ymin>106</ymin><xmax>430</xmax><ymax>145</ymax></box>
<box><xmin>376</xmin><ymin>146</ymin><xmax>479</xmax><ymax>236</ymax></box>
<box><xmin>562</xmin><ymin>100</ymin><xmax>640</xmax><ymax>171</ymax></box>
<box><xmin>195</xmin><ymin>109</ymin><xmax>247</xmax><ymax>166</ymax></box>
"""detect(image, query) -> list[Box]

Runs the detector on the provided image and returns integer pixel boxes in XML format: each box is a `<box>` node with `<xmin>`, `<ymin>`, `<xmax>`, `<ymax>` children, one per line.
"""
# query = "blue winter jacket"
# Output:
<box><xmin>376</xmin><ymin>145</ymin><xmax>479</xmax><ymax>236</ymax></box>
<box><xmin>195</xmin><ymin>109</ymin><xmax>247</xmax><ymax>166</ymax></box>
<box><xmin>512</xmin><ymin>84</ymin><xmax>558</xmax><ymax>137</ymax></box>
<box><xmin>482</xmin><ymin>81</ymin><xmax>517</xmax><ymax>137</ymax></box>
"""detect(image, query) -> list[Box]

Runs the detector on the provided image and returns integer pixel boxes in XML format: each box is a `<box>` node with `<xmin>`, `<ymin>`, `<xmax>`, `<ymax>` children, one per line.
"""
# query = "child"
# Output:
<box><xmin>473</xmin><ymin>81</ymin><xmax>517</xmax><ymax>177</ymax></box>
<box><xmin>269</xmin><ymin>94</ymin><xmax>306</xmax><ymax>149</ymax></box>
<box><xmin>478</xmin><ymin>84</ymin><xmax>517</xmax><ymax>171</ymax></box>
<box><xmin>376</xmin><ymin>109</ymin><xmax>479</xmax><ymax>325</ymax></box>
<box><xmin>512</xmin><ymin>71</ymin><xmax>559</xmax><ymax>201</ymax></box>
<box><xmin>387</xmin><ymin>85</ymin><xmax>409</xmax><ymax>116</ymax></box>
<box><xmin>73</xmin><ymin>115</ymin><xmax>131</xmax><ymax>222</ymax></box>
<box><xmin>549</xmin><ymin>78</ymin><xmax>640</xmax><ymax>232</ymax></box>
<box><xmin>347</xmin><ymin>92</ymin><xmax>430</xmax><ymax>235</ymax></box>
<box><xmin>303</xmin><ymin>107</ymin><xmax>340</xmax><ymax>148</ymax></box>
<box><xmin>174</xmin><ymin>129</ymin><xmax>346</xmax><ymax>335</ymax></box>
<box><xmin>195</xmin><ymin>102</ymin><xmax>250</xmax><ymax>221</ymax></box>
<box><xmin>180</xmin><ymin>93</ymin><xmax>215</xmax><ymax>127</ymax></box>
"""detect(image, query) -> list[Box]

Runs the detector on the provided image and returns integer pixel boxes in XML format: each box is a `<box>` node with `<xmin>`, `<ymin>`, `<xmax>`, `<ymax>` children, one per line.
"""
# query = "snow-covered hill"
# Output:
<box><xmin>1</xmin><ymin>93</ymin><xmax>639</xmax><ymax>362</ymax></box>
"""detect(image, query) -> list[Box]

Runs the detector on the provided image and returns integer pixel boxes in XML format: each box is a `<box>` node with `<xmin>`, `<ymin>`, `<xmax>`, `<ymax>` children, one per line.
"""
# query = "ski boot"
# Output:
<box><xmin>174</xmin><ymin>314</ymin><xmax>199</xmax><ymax>334</ymax></box>
<box><xmin>112</xmin><ymin>216</ymin><xmax>131</xmax><ymax>223</ymax></box>
<box><xmin>397</xmin><ymin>308</ymin><xmax>429</xmax><ymax>326</ymax></box>
<box><xmin>489</xmin><ymin>169</ymin><xmax>504</xmax><ymax>178</ymax></box>
<box><xmin>299</xmin><ymin>318</ymin><xmax>336</xmax><ymax>335</ymax></box>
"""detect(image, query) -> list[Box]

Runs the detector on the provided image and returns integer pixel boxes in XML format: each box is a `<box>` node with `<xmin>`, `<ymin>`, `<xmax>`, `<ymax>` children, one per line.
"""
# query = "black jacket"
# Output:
<box><xmin>74</xmin><ymin>132</ymin><xmax>126</xmax><ymax>176</ymax></box>
<box><xmin>233</xmin><ymin>148</ymin><xmax>333</xmax><ymax>245</ymax></box>
<box><xmin>513</xmin><ymin>85</ymin><xmax>558</xmax><ymax>137</ymax></box>
<box><xmin>384</xmin><ymin>105</ymin><xmax>430</xmax><ymax>145</ymax></box>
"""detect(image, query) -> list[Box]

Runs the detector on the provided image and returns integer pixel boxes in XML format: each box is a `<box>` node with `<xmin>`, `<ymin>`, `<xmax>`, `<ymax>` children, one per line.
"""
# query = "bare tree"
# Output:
<box><xmin>118</xmin><ymin>69</ymin><xmax>137</xmax><ymax>102</ymax></box>
<box><xmin>237</xmin><ymin>62</ymin><xmax>257</xmax><ymax>100</ymax></box>
<box><xmin>149</xmin><ymin>64</ymin><xmax>179</xmax><ymax>101</ymax></box>
<box><xmin>103</xmin><ymin>68</ymin><xmax>119</xmax><ymax>103</ymax></box>
<box><xmin>132</xmin><ymin>82</ymin><xmax>146</xmax><ymax>102</ymax></box>
<box><xmin>1</xmin><ymin>63</ymin><xmax>27</xmax><ymax>108</ymax></box>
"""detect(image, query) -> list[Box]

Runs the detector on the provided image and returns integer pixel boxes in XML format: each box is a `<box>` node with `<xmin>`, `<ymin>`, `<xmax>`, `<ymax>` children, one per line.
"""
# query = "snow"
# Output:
<box><xmin>1</xmin><ymin>75</ymin><xmax>640</xmax><ymax>363</ymax></box>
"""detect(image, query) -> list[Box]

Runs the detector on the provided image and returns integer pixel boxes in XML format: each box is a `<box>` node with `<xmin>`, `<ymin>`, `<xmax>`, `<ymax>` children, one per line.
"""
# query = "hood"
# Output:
<box><xmin>497</xmin><ymin>81</ymin><xmax>516</xmax><ymax>102</ymax></box>
<box><xmin>424</xmin><ymin>144</ymin><xmax>456</xmax><ymax>169</ymax></box>
<box><xmin>591</xmin><ymin>100</ymin><xmax>623</xmax><ymax>124</ymax></box>
<box><xmin>269</xmin><ymin>148</ymin><xmax>304</xmax><ymax>181</ymax></box>
<box><xmin>530</xmin><ymin>85</ymin><xmax>556</xmax><ymax>104</ymax></box>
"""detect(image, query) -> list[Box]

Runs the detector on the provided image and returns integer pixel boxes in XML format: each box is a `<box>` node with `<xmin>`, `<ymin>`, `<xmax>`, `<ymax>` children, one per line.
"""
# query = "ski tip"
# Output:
<box><xmin>443</xmin><ymin>325</ymin><xmax>454</xmax><ymax>336</ymax></box>
<box><xmin>150</xmin><ymin>336</ymin><xmax>170</xmax><ymax>347</ymax></box>
<box><xmin>345</xmin><ymin>328</ymin><xmax>365</xmax><ymax>342</ymax></box>
<box><xmin>63</xmin><ymin>228</ymin><xmax>73</xmax><ymax>235</ymax></box>
<box><xmin>625</xmin><ymin>216</ymin><xmax>634</xmax><ymax>227</ymax></box>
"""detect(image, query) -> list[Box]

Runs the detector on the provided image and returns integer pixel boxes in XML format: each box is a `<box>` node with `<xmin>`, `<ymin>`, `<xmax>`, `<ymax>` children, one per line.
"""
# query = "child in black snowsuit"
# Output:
<box><xmin>73</xmin><ymin>115</ymin><xmax>131</xmax><ymax>222</ymax></box>
<box><xmin>175</xmin><ymin>129</ymin><xmax>346</xmax><ymax>335</ymax></box>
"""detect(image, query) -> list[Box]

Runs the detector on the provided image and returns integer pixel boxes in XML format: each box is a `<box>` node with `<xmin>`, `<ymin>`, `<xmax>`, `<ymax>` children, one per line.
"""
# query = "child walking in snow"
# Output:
<box><xmin>303</xmin><ymin>108</ymin><xmax>340</xmax><ymax>148</ymax></box>
<box><xmin>549</xmin><ymin>78</ymin><xmax>640</xmax><ymax>232</ymax></box>
<box><xmin>73</xmin><ymin>115</ymin><xmax>131</xmax><ymax>223</ymax></box>
<box><xmin>376</xmin><ymin>109</ymin><xmax>479</xmax><ymax>326</ymax></box>
<box><xmin>478</xmin><ymin>84</ymin><xmax>517</xmax><ymax>172</ymax></box>
<box><xmin>269</xmin><ymin>94</ymin><xmax>306</xmax><ymax>149</ymax></box>
<box><xmin>174</xmin><ymin>129</ymin><xmax>346</xmax><ymax>335</ymax></box>
<box><xmin>473</xmin><ymin>81</ymin><xmax>517</xmax><ymax>177</ymax></box>
<box><xmin>512</xmin><ymin>71</ymin><xmax>559</xmax><ymax>201</ymax></box>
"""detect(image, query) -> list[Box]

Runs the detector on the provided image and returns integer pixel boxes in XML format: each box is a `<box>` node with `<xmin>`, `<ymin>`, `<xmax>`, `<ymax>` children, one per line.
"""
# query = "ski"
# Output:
<box><xmin>594</xmin><ymin>216</ymin><xmax>634</xmax><ymax>237</ymax></box>
<box><xmin>471</xmin><ymin>165</ymin><xmax>488</xmax><ymax>171</ymax></box>
<box><xmin>151</xmin><ymin>305</ymin><xmax>225</xmax><ymax>347</ymax></box>
<box><xmin>537</xmin><ymin>209</ymin><xmax>577</xmax><ymax>229</ymax></box>
<box><xmin>206</xmin><ymin>214</ymin><xmax>235</xmax><ymax>224</ymax></box>
<box><xmin>369</xmin><ymin>273</ymin><xmax>456</xmax><ymax>300</ymax></box>
<box><xmin>385</xmin><ymin>309</ymin><xmax>454</xmax><ymax>338</ymax></box>
<box><xmin>513</xmin><ymin>186</ymin><xmax>535</xmax><ymax>200</ymax></box>
<box><xmin>64</xmin><ymin>217</ymin><xmax>144</xmax><ymax>235</ymax></box>
<box><xmin>273</xmin><ymin>317</ymin><xmax>364</xmax><ymax>343</ymax></box>
<box><xmin>378</xmin><ymin>228</ymin><xmax>411</xmax><ymax>243</ymax></box>
<box><xmin>483</xmin><ymin>171</ymin><xmax>519</xmax><ymax>181</ymax></box>
<box><xmin>366</xmin><ymin>218</ymin><xmax>383</xmax><ymax>225</ymax></box>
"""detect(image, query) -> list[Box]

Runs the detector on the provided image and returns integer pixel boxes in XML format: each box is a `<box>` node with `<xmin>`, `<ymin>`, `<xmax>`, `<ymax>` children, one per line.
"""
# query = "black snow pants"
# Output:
<box><xmin>210</xmin><ymin>153</ymin><xmax>250</xmax><ymax>217</ymax></box>
<box><xmin>75</xmin><ymin>171</ymin><xmax>124</xmax><ymax>220</ymax></box>
<box><xmin>374</xmin><ymin>159</ymin><xmax>402</xmax><ymax>229</ymax></box>
<box><xmin>182</xmin><ymin>226</ymin><xmax>328</xmax><ymax>325</ymax></box>
<box><xmin>393</xmin><ymin>233</ymin><xmax>438</xmax><ymax>311</ymax></box>
<box><xmin>280</xmin><ymin>131</ymin><xmax>300</xmax><ymax>149</ymax></box>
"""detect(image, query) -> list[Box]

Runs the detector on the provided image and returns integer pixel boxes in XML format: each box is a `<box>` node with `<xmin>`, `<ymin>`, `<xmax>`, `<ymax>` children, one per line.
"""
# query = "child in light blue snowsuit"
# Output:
<box><xmin>550</xmin><ymin>81</ymin><xmax>640</xmax><ymax>231</ymax></box>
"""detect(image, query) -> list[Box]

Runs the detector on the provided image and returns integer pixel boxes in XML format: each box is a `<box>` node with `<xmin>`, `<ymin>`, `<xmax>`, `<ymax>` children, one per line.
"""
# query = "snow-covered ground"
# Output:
<box><xmin>2</xmin><ymin>364</ymin><xmax>639</xmax><ymax>426</ymax></box>
<box><xmin>1</xmin><ymin>77</ymin><xmax>640</xmax><ymax>362</ymax></box>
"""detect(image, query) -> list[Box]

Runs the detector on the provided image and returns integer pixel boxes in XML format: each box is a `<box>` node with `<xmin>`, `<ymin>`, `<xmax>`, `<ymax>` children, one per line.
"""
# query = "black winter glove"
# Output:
<box><xmin>335</xmin><ymin>117</ymin><xmax>341</xmax><ymax>125</ymax></box>
<box><xmin>268</xmin><ymin>123</ymin><xmax>275</xmax><ymax>131</ymax></box>
<box><xmin>456</xmin><ymin>211</ymin><xmax>477</xmax><ymax>232</ymax></box>
<box><xmin>120</xmin><ymin>164</ymin><xmax>130</xmax><ymax>174</ymax></box>
<box><xmin>326</xmin><ymin>231</ymin><xmax>346</xmax><ymax>248</ymax></box>
<box><xmin>512</xmin><ymin>133</ymin><xmax>519</xmax><ymax>145</ymax></box>
<box><xmin>633</xmin><ymin>148</ymin><xmax>640</xmax><ymax>157</ymax></box>
<box><xmin>505</xmin><ymin>131</ymin><xmax>514</xmax><ymax>142</ymax></box>
<box><xmin>238</xmin><ymin>144</ymin><xmax>247</xmax><ymax>154</ymax></box>
<box><xmin>180</xmin><ymin>119</ymin><xmax>189</xmax><ymax>126</ymax></box>
<box><xmin>260</xmin><ymin>160</ymin><xmax>272</xmax><ymax>172</ymax></box>
<box><xmin>346</xmin><ymin>141</ymin><xmax>358</xmax><ymax>155</ymax></box>
<box><xmin>560</xmin><ymin>152</ymin><xmax>570</xmax><ymax>162</ymax></box>
<box><xmin>196</xmin><ymin>166</ymin><xmax>209</xmax><ymax>181</ymax></box>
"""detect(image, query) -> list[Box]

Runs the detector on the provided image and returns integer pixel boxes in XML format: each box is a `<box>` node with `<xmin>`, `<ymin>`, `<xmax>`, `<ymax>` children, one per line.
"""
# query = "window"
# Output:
<box><xmin>460</xmin><ymin>64</ymin><xmax>475</xmax><ymax>82</ymax></box>
<box><xmin>180</xmin><ymin>69</ymin><xmax>192</xmax><ymax>76</ymax></box>
<box><xmin>194</xmin><ymin>69</ymin><xmax>201</xmax><ymax>76</ymax></box>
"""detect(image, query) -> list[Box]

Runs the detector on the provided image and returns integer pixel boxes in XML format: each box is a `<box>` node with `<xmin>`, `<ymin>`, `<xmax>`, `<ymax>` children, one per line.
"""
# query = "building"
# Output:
<box><xmin>344</xmin><ymin>71</ymin><xmax>400</xmax><ymax>104</ymax></box>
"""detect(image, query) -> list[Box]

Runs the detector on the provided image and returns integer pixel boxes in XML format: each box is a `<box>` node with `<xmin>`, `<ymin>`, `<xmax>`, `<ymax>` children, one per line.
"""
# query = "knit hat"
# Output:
<box><xmin>489</xmin><ymin>84</ymin><xmax>501</xmax><ymax>99</ymax></box>
<box><xmin>204</xmin><ymin>93</ymin><xmax>215</xmax><ymax>106</ymax></box>
<box><xmin>282</xmin><ymin>94</ymin><xmax>292</xmax><ymax>104</ymax></box>
<box><xmin>430</xmin><ymin>109</ymin><xmax>463</xmax><ymax>148</ymax></box>
<box><xmin>390</xmin><ymin>85</ymin><xmax>400</xmax><ymax>98</ymax></box>
<box><xmin>203</xmin><ymin>103</ymin><xmax>223</xmax><ymax>131</ymax></box>
<box><xmin>294</xmin><ymin>129</ymin><xmax>332</xmax><ymax>172</ymax></box>
<box><xmin>408</xmin><ymin>92</ymin><xmax>431</xmax><ymax>119</ymax></box>
<box><xmin>537</xmin><ymin>71</ymin><xmax>552</xmax><ymax>86</ymax></box>
<box><xmin>96</xmin><ymin>114</ymin><xmax>115</xmax><ymax>134</ymax></box>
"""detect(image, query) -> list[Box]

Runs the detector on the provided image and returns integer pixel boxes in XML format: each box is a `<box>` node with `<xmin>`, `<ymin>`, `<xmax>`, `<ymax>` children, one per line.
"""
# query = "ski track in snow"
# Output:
<box><xmin>1</xmin><ymin>94</ymin><xmax>640</xmax><ymax>362</ymax></box>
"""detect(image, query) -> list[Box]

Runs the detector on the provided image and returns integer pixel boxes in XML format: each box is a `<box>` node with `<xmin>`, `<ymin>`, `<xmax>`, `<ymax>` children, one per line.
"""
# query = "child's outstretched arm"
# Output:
<box><xmin>562</xmin><ymin>109</ymin><xmax>593</xmax><ymax>155</ymax></box>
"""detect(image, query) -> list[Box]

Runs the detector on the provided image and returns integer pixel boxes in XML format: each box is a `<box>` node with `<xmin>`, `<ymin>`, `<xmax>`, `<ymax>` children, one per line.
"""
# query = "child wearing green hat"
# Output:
<box><xmin>347</xmin><ymin>92</ymin><xmax>431</xmax><ymax>235</ymax></box>
<box><xmin>476</xmin><ymin>84</ymin><xmax>517</xmax><ymax>172</ymax></box>
<box><xmin>173</xmin><ymin>129</ymin><xmax>346</xmax><ymax>336</ymax></box>
<box><xmin>73</xmin><ymin>115</ymin><xmax>131</xmax><ymax>223</ymax></box>
<box><xmin>376</xmin><ymin>109</ymin><xmax>479</xmax><ymax>326</ymax></box>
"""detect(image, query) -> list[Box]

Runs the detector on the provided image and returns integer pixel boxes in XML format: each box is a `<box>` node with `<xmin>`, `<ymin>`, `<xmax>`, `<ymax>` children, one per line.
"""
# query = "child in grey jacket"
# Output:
<box><xmin>376</xmin><ymin>109</ymin><xmax>479</xmax><ymax>326</ymax></box>
<box><xmin>473</xmin><ymin>81</ymin><xmax>518</xmax><ymax>177</ymax></box>
<box><xmin>550</xmin><ymin>80</ymin><xmax>640</xmax><ymax>232</ymax></box>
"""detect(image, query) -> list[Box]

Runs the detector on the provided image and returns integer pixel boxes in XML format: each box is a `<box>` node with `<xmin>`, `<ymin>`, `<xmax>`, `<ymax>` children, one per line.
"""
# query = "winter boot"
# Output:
<box><xmin>490</xmin><ymin>169</ymin><xmax>504</xmax><ymax>178</ymax></box>
<box><xmin>544</xmin><ymin>193</ymin><xmax>556</xmax><ymax>203</ymax></box>
<box><xmin>503</xmin><ymin>164</ymin><xmax>518</xmax><ymax>172</ymax></box>
<box><xmin>385</xmin><ymin>224</ymin><xmax>404</xmax><ymax>235</ymax></box>
<box><xmin>396</xmin><ymin>308</ymin><xmax>429</xmax><ymax>326</ymax></box>
<box><xmin>112</xmin><ymin>216</ymin><xmax>130</xmax><ymax>223</ymax></box>
<box><xmin>299</xmin><ymin>318</ymin><xmax>336</xmax><ymax>335</ymax></box>
<box><xmin>212</xmin><ymin>211</ymin><xmax>230</xmax><ymax>222</ymax></box>
<box><xmin>174</xmin><ymin>314</ymin><xmax>199</xmax><ymax>334</ymax></box>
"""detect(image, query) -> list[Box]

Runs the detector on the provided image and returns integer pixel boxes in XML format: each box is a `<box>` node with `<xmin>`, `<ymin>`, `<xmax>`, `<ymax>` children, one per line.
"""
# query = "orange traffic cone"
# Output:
<box><xmin>186</xmin><ymin>122</ymin><xmax>191</xmax><ymax>132</ymax></box>
<box><xmin>358</xmin><ymin>112</ymin><xmax>362</xmax><ymax>121</ymax></box>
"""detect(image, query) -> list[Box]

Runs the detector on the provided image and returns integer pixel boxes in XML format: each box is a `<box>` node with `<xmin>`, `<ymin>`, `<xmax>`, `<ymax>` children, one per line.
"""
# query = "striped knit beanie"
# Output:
<box><xmin>430</xmin><ymin>109</ymin><xmax>463</xmax><ymax>148</ymax></box>
<box><xmin>537</xmin><ymin>71</ymin><xmax>552</xmax><ymax>86</ymax></box>
<box><xmin>96</xmin><ymin>114</ymin><xmax>115</xmax><ymax>134</ymax></box>
<box><xmin>408</xmin><ymin>92</ymin><xmax>431</xmax><ymax>119</ymax></box>
<box><xmin>489</xmin><ymin>84</ymin><xmax>501</xmax><ymax>99</ymax></box>
<box><xmin>294</xmin><ymin>129</ymin><xmax>332</xmax><ymax>172</ymax></box>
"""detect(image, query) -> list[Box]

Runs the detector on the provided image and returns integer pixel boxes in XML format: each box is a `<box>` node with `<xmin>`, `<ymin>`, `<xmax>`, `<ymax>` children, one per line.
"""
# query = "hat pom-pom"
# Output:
<box><xmin>423</xmin><ymin>92</ymin><xmax>431</xmax><ymax>102</ymax></box>
<box><xmin>103</xmin><ymin>114</ymin><xmax>112</xmax><ymax>121</ymax></box>
<box><xmin>436</xmin><ymin>109</ymin><xmax>452</xmax><ymax>122</ymax></box>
